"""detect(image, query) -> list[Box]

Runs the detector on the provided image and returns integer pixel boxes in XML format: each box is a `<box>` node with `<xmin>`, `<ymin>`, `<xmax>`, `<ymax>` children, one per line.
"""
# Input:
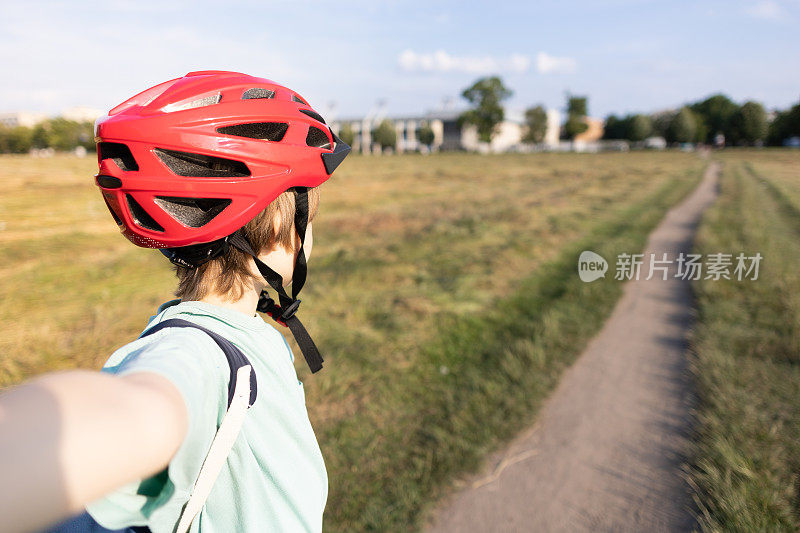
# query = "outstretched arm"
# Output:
<box><xmin>0</xmin><ymin>369</ymin><xmax>188</xmax><ymax>532</ymax></box>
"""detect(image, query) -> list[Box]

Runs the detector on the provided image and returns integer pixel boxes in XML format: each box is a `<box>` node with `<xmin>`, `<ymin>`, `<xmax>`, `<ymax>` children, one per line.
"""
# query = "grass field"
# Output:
<box><xmin>1</xmin><ymin>151</ymin><xmax>705</xmax><ymax>530</ymax></box>
<box><xmin>689</xmin><ymin>149</ymin><xmax>800</xmax><ymax>531</ymax></box>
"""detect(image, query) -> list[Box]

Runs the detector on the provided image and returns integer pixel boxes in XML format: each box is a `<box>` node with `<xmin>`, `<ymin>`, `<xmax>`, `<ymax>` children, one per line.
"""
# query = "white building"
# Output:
<box><xmin>544</xmin><ymin>109</ymin><xmax>561</xmax><ymax>147</ymax></box>
<box><xmin>330</xmin><ymin>108</ymin><xmax>561</xmax><ymax>154</ymax></box>
<box><xmin>0</xmin><ymin>106</ymin><xmax>103</xmax><ymax>129</ymax></box>
<box><xmin>0</xmin><ymin>112</ymin><xmax>47</xmax><ymax>128</ymax></box>
<box><xmin>331</xmin><ymin>110</ymin><xmax>459</xmax><ymax>154</ymax></box>
<box><xmin>62</xmin><ymin>106</ymin><xmax>104</xmax><ymax>123</ymax></box>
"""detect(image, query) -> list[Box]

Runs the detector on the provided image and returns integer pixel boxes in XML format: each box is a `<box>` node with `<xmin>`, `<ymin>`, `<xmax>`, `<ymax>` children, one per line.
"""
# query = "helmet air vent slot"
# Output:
<box><xmin>154</xmin><ymin>148</ymin><xmax>251</xmax><ymax>177</ymax></box>
<box><xmin>292</xmin><ymin>95</ymin><xmax>307</xmax><ymax>105</ymax></box>
<box><xmin>102</xmin><ymin>193</ymin><xmax>123</xmax><ymax>226</ymax></box>
<box><xmin>242</xmin><ymin>88</ymin><xmax>275</xmax><ymax>100</ymax></box>
<box><xmin>306</xmin><ymin>126</ymin><xmax>332</xmax><ymax>150</ymax></box>
<box><xmin>299</xmin><ymin>109</ymin><xmax>326</xmax><ymax>124</ymax></box>
<box><xmin>216</xmin><ymin>122</ymin><xmax>288</xmax><ymax>142</ymax></box>
<box><xmin>126</xmin><ymin>194</ymin><xmax>164</xmax><ymax>232</ymax></box>
<box><xmin>97</xmin><ymin>142</ymin><xmax>139</xmax><ymax>171</ymax></box>
<box><xmin>155</xmin><ymin>197</ymin><xmax>232</xmax><ymax>228</ymax></box>
<box><xmin>162</xmin><ymin>93</ymin><xmax>221</xmax><ymax>113</ymax></box>
<box><xmin>96</xmin><ymin>175</ymin><xmax>122</xmax><ymax>189</ymax></box>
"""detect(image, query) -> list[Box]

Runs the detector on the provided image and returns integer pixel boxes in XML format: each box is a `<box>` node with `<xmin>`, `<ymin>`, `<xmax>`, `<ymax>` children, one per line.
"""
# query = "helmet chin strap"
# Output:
<box><xmin>229</xmin><ymin>188</ymin><xmax>324</xmax><ymax>373</ymax></box>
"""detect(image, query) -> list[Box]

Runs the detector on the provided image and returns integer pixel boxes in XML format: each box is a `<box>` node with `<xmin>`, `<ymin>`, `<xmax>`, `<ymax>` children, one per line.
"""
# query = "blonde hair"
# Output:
<box><xmin>175</xmin><ymin>187</ymin><xmax>320</xmax><ymax>301</ymax></box>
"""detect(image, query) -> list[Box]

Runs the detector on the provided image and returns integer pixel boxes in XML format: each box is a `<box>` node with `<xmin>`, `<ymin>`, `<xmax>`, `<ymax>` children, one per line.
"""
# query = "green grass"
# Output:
<box><xmin>688</xmin><ymin>149</ymin><xmax>800</xmax><ymax>532</ymax></box>
<box><xmin>319</xmin><ymin>163</ymin><xmax>703</xmax><ymax>531</ymax></box>
<box><xmin>0</xmin><ymin>151</ymin><xmax>705</xmax><ymax>530</ymax></box>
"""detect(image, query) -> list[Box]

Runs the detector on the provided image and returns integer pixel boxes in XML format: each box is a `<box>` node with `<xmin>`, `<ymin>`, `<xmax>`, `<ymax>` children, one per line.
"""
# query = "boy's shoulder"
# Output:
<box><xmin>155</xmin><ymin>298</ymin><xmax>183</xmax><ymax>315</ymax></box>
<box><xmin>102</xmin><ymin>308</ymin><xmax>231</xmax><ymax>386</ymax></box>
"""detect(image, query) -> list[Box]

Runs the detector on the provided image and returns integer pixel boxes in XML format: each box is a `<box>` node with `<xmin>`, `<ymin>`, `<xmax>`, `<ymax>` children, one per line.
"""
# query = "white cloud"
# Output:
<box><xmin>745</xmin><ymin>0</ymin><xmax>786</xmax><ymax>20</ymax></box>
<box><xmin>536</xmin><ymin>52</ymin><xmax>577</xmax><ymax>74</ymax></box>
<box><xmin>398</xmin><ymin>49</ymin><xmax>531</xmax><ymax>74</ymax></box>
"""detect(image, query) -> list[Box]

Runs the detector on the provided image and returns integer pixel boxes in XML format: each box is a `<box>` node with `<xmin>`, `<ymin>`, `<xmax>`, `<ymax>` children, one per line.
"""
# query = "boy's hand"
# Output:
<box><xmin>0</xmin><ymin>370</ymin><xmax>188</xmax><ymax>532</ymax></box>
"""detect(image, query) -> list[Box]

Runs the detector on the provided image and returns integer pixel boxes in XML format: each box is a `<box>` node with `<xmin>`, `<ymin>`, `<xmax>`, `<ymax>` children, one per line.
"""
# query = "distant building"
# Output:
<box><xmin>0</xmin><ymin>107</ymin><xmax>103</xmax><ymax>129</ymax></box>
<box><xmin>62</xmin><ymin>106</ymin><xmax>104</xmax><ymax>123</ymax></box>
<box><xmin>544</xmin><ymin>109</ymin><xmax>561</xmax><ymax>147</ymax></box>
<box><xmin>571</xmin><ymin>117</ymin><xmax>605</xmax><ymax>152</ymax></box>
<box><xmin>460</xmin><ymin>109</ymin><xmax>525</xmax><ymax>153</ymax></box>
<box><xmin>644</xmin><ymin>136</ymin><xmax>667</xmax><ymax>150</ymax></box>
<box><xmin>0</xmin><ymin>112</ymin><xmax>47</xmax><ymax>128</ymax></box>
<box><xmin>330</xmin><ymin>108</ymin><xmax>562</xmax><ymax>154</ymax></box>
<box><xmin>331</xmin><ymin>110</ymin><xmax>463</xmax><ymax>154</ymax></box>
<box><xmin>783</xmin><ymin>136</ymin><xmax>800</xmax><ymax>148</ymax></box>
<box><xmin>573</xmin><ymin>117</ymin><xmax>604</xmax><ymax>143</ymax></box>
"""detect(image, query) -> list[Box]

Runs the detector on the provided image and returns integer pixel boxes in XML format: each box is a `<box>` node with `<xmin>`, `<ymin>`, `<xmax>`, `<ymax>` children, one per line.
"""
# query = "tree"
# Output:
<box><xmin>564</xmin><ymin>95</ymin><xmax>589</xmax><ymax>139</ymax></box>
<box><xmin>371</xmin><ymin>119</ymin><xmax>396</xmax><ymax>151</ymax></box>
<box><xmin>729</xmin><ymin>101</ymin><xmax>767</xmax><ymax>145</ymax></box>
<box><xmin>564</xmin><ymin>116</ymin><xmax>588</xmax><ymax>139</ymax></box>
<box><xmin>31</xmin><ymin>123</ymin><xmax>49</xmax><ymax>149</ymax></box>
<box><xmin>628</xmin><ymin>114</ymin><xmax>653</xmax><ymax>142</ymax></box>
<box><xmin>417</xmin><ymin>123</ymin><xmax>435</xmax><ymax>147</ymax></box>
<box><xmin>522</xmin><ymin>105</ymin><xmax>548</xmax><ymax>144</ymax></box>
<box><xmin>666</xmin><ymin>107</ymin><xmax>697</xmax><ymax>143</ymax></box>
<box><xmin>30</xmin><ymin>118</ymin><xmax>94</xmax><ymax>151</ymax></box>
<box><xmin>602</xmin><ymin>113</ymin><xmax>651</xmax><ymax>141</ymax></box>
<box><xmin>603</xmin><ymin>115</ymin><xmax>626</xmax><ymax>140</ymax></box>
<box><xmin>338</xmin><ymin>123</ymin><xmax>355</xmax><ymax>148</ymax></box>
<box><xmin>459</xmin><ymin>76</ymin><xmax>513</xmax><ymax>143</ymax></box>
<box><xmin>1</xmin><ymin>126</ymin><xmax>33</xmax><ymax>153</ymax></box>
<box><xmin>767</xmin><ymin>101</ymin><xmax>800</xmax><ymax>145</ymax></box>
<box><xmin>567</xmin><ymin>96</ymin><xmax>587</xmax><ymax>117</ymax></box>
<box><xmin>690</xmin><ymin>94</ymin><xmax>738</xmax><ymax>143</ymax></box>
<box><xmin>651</xmin><ymin>111</ymin><xmax>674</xmax><ymax>138</ymax></box>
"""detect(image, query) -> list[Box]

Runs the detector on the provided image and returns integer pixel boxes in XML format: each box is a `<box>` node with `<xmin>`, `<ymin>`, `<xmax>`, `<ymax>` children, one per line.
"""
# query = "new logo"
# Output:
<box><xmin>578</xmin><ymin>251</ymin><xmax>608</xmax><ymax>282</ymax></box>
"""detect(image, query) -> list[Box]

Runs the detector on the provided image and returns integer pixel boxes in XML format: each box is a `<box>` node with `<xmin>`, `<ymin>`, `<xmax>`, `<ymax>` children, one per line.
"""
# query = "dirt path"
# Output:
<box><xmin>427</xmin><ymin>163</ymin><xmax>720</xmax><ymax>532</ymax></box>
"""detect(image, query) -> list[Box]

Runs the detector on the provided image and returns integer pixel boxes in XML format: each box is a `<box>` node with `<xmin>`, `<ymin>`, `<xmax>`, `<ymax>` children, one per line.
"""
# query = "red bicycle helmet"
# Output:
<box><xmin>95</xmin><ymin>70</ymin><xmax>348</xmax><ymax>249</ymax></box>
<box><xmin>94</xmin><ymin>71</ymin><xmax>351</xmax><ymax>372</ymax></box>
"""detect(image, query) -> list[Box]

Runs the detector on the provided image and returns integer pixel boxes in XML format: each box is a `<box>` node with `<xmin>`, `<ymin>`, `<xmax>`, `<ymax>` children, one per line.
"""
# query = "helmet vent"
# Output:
<box><xmin>306</xmin><ymin>126</ymin><xmax>332</xmax><ymax>150</ymax></box>
<box><xmin>216</xmin><ymin>122</ymin><xmax>288</xmax><ymax>142</ymax></box>
<box><xmin>155</xmin><ymin>197</ymin><xmax>232</xmax><ymax>228</ymax></box>
<box><xmin>299</xmin><ymin>109</ymin><xmax>326</xmax><ymax>124</ymax></box>
<box><xmin>97</xmin><ymin>142</ymin><xmax>139</xmax><ymax>171</ymax></box>
<box><xmin>162</xmin><ymin>93</ymin><xmax>221</xmax><ymax>113</ymax></box>
<box><xmin>292</xmin><ymin>95</ymin><xmax>307</xmax><ymax>105</ymax></box>
<box><xmin>126</xmin><ymin>194</ymin><xmax>164</xmax><ymax>232</ymax></box>
<box><xmin>154</xmin><ymin>148</ymin><xmax>251</xmax><ymax>177</ymax></box>
<box><xmin>242</xmin><ymin>88</ymin><xmax>275</xmax><ymax>100</ymax></box>
<box><xmin>102</xmin><ymin>192</ymin><xmax>123</xmax><ymax>226</ymax></box>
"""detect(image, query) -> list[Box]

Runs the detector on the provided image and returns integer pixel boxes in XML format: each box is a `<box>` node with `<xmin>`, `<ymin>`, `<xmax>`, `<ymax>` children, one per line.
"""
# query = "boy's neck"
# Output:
<box><xmin>199</xmin><ymin>286</ymin><xmax>261</xmax><ymax>318</ymax></box>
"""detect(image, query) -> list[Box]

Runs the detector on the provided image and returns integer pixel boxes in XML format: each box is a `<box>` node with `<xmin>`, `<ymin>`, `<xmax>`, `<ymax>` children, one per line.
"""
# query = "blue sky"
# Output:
<box><xmin>1</xmin><ymin>0</ymin><xmax>798</xmax><ymax>119</ymax></box>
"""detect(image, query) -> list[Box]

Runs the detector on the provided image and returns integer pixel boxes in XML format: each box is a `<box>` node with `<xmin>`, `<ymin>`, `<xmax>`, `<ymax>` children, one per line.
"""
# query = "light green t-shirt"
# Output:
<box><xmin>86</xmin><ymin>300</ymin><xmax>327</xmax><ymax>533</ymax></box>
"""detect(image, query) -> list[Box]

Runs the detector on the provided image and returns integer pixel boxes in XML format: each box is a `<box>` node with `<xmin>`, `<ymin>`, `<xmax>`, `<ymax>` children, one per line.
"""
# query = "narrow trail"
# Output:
<box><xmin>427</xmin><ymin>163</ymin><xmax>720</xmax><ymax>532</ymax></box>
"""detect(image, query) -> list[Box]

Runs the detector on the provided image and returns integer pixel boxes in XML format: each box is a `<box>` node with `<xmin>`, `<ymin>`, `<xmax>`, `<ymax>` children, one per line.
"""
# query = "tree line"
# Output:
<box><xmin>456</xmin><ymin>76</ymin><xmax>800</xmax><ymax>147</ymax></box>
<box><xmin>0</xmin><ymin>118</ymin><xmax>95</xmax><ymax>154</ymax></box>
<box><xmin>5</xmin><ymin>82</ymin><xmax>799</xmax><ymax>154</ymax></box>
<box><xmin>603</xmin><ymin>94</ymin><xmax>797</xmax><ymax>146</ymax></box>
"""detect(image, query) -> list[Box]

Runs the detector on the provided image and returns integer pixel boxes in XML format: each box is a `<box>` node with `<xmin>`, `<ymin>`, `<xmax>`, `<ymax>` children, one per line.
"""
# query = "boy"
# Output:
<box><xmin>0</xmin><ymin>71</ymin><xmax>350</xmax><ymax>532</ymax></box>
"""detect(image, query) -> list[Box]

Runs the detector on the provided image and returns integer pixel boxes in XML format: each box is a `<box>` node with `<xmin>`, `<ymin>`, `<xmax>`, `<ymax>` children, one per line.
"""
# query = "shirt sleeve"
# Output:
<box><xmin>86</xmin><ymin>328</ymin><xmax>229</xmax><ymax>531</ymax></box>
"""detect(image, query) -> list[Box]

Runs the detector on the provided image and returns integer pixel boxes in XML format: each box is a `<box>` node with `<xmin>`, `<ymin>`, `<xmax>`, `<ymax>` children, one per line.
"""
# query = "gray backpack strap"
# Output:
<box><xmin>139</xmin><ymin>319</ymin><xmax>256</xmax><ymax>532</ymax></box>
<box><xmin>140</xmin><ymin>318</ymin><xmax>257</xmax><ymax>407</ymax></box>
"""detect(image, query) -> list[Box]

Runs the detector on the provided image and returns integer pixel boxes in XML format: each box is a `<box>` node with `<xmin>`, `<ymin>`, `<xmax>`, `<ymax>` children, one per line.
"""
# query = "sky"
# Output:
<box><xmin>1</xmin><ymin>0</ymin><xmax>798</xmax><ymax>120</ymax></box>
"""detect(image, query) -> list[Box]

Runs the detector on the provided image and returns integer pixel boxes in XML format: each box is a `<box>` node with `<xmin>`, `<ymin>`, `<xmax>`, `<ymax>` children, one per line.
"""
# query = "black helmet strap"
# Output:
<box><xmin>228</xmin><ymin>187</ymin><xmax>324</xmax><ymax>373</ymax></box>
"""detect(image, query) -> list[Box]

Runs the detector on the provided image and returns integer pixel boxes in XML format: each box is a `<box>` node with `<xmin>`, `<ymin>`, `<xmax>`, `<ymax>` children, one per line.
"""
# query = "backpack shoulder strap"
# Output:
<box><xmin>139</xmin><ymin>318</ymin><xmax>257</xmax><ymax>533</ymax></box>
<box><xmin>140</xmin><ymin>318</ymin><xmax>257</xmax><ymax>408</ymax></box>
<box><xmin>174</xmin><ymin>365</ymin><xmax>252</xmax><ymax>533</ymax></box>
